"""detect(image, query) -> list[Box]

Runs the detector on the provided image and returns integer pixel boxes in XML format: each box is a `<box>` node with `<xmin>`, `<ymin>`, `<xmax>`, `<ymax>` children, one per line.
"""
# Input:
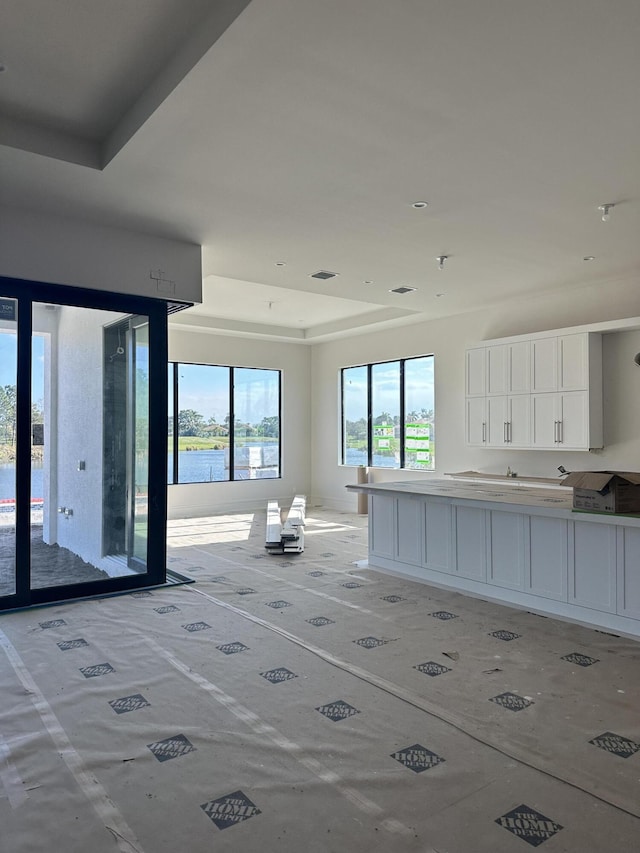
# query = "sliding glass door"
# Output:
<box><xmin>0</xmin><ymin>278</ymin><xmax>168</xmax><ymax>610</ymax></box>
<box><xmin>0</xmin><ymin>296</ymin><xmax>17</xmax><ymax>599</ymax></box>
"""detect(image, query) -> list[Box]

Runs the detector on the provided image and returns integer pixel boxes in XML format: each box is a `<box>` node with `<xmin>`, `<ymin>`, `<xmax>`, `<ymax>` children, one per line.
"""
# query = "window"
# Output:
<box><xmin>168</xmin><ymin>363</ymin><xmax>281</xmax><ymax>483</ymax></box>
<box><xmin>341</xmin><ymin>355</ymin><xmax>434</xmax><ymax>469</ymax></box>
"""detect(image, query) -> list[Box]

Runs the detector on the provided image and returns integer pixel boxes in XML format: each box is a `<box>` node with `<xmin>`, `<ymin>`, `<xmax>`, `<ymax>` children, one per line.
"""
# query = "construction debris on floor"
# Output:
<box><xmin>265</xmin><ymin>494</ymin><xmax>305</xmax><ymax>554</ymax></box>
<box><xmin>1</xmin><ymin>507</ymin><xmax>639</xmax><ymax>853</ymax></box>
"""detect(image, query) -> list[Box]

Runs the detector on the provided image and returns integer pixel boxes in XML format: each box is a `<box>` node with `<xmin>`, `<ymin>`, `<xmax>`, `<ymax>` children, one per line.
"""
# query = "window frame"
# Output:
<box><xmin>168</xmin><ymin>361</ymin><xmax>282</xmax><ymax>484</ymax></box>
<box><xmin>340</xmin><ymin>354</ymin><xmax>434</xmax><ymax>470</ymax></box>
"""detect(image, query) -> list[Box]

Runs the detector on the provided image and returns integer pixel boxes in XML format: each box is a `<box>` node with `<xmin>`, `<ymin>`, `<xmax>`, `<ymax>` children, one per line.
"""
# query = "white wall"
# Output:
<box><xmin>311</xmin><ymin>275</ymin><xmax>640</xmax><ymax>511</ymax></box>
<box><xmin>0</xmin><ymin>206</ymin><xmax>202</xmax><ymax>304</ymax></box>
<box><xmin>167</xmin><ymin>328</ymin><xmax>312</xmax><ymax>517</ymax></box>
<box><xmin>51</xmin><ymin>305</ymin><xmax>116</xmax><ymax>566</ymax></box>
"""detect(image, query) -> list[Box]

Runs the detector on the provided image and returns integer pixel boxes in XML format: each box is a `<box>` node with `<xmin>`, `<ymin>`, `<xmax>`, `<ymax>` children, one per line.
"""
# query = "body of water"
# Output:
<box><xmin>171</xmin><ymin>446</ymin><xmax>279</xmax><ymax>483</ymax></box>
<box><xmin>1</xmin><ymin>445</ymin><xmax>424</xmax><ymax>499</ymax></box>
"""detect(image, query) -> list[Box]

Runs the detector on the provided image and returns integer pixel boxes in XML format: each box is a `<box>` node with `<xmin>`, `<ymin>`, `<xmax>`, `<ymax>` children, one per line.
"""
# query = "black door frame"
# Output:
<box><xmin>0</xmin><ymin>275</ymin><xmax>170</xmax><ymax>611</ymax></box>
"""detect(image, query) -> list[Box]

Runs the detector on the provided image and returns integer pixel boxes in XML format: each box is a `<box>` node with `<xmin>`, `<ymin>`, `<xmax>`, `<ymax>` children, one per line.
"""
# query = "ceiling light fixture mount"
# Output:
<box><xmin>412</xmin><ymin>201</ymin><xmax>429</xmax><ymax>209</ymax></box>
<box><xmin>598</xmin><ymin>203</ymin><xmax>615</xmax><ymax>222</ymax></box>
<box><xmin>437</xmin><ymin>255</ymin><xmax>448</xmax><ymax>270</ymax></box>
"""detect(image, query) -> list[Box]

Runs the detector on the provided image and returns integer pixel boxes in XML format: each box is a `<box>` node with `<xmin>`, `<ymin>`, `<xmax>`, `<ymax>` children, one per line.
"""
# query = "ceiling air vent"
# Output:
<box><xmin>310</xmin><ymin>270</ymin><xmax>338</xmax><ymax>280</ymax></box>
<box><xmin>390</xmin><ymin>286</ymin><xmax>416</xmax><ymax>294</ymax></box>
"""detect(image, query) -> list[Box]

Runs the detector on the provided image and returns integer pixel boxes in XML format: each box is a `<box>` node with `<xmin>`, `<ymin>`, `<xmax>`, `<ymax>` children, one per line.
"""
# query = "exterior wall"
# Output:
<box><xmin>310</xmin><ymin>275</ymin><xmax>640</xmax><ymax>511</ymax></box>
<box><xmin>167</xmin><ymin>328</ymin><xmax>312</xmax><ymax>517</ymax></box>
<box><xmin>49</xmin><ymin>305</ymin><xmax>117</xmax><ymax>566</ymax></box>
<box><xmin>0</xmin><ymin>205</ymin><xmax>202</xmax><ymax>304</ymax></box>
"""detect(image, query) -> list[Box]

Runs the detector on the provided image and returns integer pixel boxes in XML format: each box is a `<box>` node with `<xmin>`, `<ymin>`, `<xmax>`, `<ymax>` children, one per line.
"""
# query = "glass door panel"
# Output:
<box><xmin>0</xmin><ymin>279</ymin><xmax>167</xmax><ymax>612</ymax></box>
<box><xmin>130</xmin><ymin>319</ymin><xmax>149</xmax><ymax>567</ymax></box>
<box><xmin>31</xmin><ymin>303</ymin><xmax>151</xmax><ymax>590</ymax></box>
<box><xmin>0</xmin><ymin>297</ymin><xmax>17</xmax><ymax>598</ymax></box>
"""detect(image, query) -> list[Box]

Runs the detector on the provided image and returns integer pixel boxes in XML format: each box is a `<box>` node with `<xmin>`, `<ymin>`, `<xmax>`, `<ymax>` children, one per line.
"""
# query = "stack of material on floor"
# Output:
<box><xmin>264</xmin><ymin>495</ymin><xmax>306</xmax><ymax>554</ymax></box>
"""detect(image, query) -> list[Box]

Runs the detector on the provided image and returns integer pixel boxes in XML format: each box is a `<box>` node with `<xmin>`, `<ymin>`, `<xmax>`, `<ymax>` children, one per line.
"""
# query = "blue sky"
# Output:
<box><xmin>343</xmin><ymin>357</ymin><xmax>434</xmax><ymax>421</ymax></box>
<box><xmin>174</xmin><ymin>364</ymin><xmax>279</xmax><ymax>422</ymax></box>
<box><xmin>0</xmin><ymin>332</ymin><xmax>45</xmax><ymax>403</ymax></box>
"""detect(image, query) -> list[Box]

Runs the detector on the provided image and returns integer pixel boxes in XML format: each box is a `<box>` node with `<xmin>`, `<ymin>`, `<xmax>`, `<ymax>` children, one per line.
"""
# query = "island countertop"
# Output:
<box><xmin>346</xmin><ymin>476</ymin><xmax>640</xmax><ymax>526</ymax></box>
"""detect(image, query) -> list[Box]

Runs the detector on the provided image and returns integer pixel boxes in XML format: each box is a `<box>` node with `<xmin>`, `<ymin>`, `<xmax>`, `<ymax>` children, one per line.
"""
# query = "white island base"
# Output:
<box><xmin>346</xmin><ymin>479</ymin><xmax>640</xmax><ymax>641</ymax></box>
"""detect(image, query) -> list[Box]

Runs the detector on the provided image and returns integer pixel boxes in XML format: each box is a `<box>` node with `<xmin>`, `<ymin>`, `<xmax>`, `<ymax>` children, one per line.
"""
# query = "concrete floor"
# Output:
<box><xmin>1</xmin><ymin>507</ymin><xmax>639</xmax><ymax>852</ymax></box>
<box><xmin>0</xmin><ymin>525</ymin><xmax>108</xmax><ymax>596</ymax></box>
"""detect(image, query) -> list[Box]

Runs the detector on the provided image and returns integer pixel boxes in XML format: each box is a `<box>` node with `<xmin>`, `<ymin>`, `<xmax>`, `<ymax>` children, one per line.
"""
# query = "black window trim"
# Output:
<box><xmin>341</xmin><ymin>353</ymin><xmax>434</xmax><ymax>470</ymax></box>
<box><xmin>169</xmin><ymin>360</ymin><xmax>282</xmax><ymax>485</ymax></box>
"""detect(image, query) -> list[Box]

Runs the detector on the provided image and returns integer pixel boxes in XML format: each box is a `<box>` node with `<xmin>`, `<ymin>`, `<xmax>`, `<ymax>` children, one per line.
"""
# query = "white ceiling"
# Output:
<box><xmin>1</xmin><ymin>0</ymin><xmax>639</xmax><ymax>342</ymax></box>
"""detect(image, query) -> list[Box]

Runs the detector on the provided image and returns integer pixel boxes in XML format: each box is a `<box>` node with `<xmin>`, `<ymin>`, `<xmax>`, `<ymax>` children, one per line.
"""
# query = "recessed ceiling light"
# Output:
<box><xmin>435</xmin><ymin>293</ymin><xmax>445</xmax><ymax>298</ymax></box>
<box><xmin>390</xmin><ymin>286</ymin><xmax>416</xmax><ymax>294</ymax></box>
<box><xmin>310</xmin><ymin>270</ymin><xmax>338</xmax><ymax>280</ymax></box>
<box><xmin>275</xmin><ymin>262</ymin><xmax>286</xmax><ymax>266</ymax></box>
<box><xmin>412</xmin><ymin>201</ymin><xmax>429</xmax><ymax>209</ymax></box>
<box><xmin>583</xmin><ymin>256</ymin><xmax>595</xmax><ymax>262</ymax></box>
<box><xmin>363</xmin><ymin>280</ymin><xmax>373</xmax><ymax>284</ymax></box>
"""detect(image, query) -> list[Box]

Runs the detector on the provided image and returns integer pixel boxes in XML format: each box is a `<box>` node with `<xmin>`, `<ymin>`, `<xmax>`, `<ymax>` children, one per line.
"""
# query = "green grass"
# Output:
<box><xmin>176</xmin><ymin>436</ymin><xmax>276</xmax><ymax>451</ymax></box>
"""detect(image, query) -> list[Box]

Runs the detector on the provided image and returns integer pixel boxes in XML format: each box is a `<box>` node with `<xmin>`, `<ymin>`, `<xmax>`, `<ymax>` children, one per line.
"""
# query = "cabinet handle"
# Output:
<box><xmin>504</xmin><ymin>422</ymin><xmax>508</xmax><ymax>443</ymax></box>
<box><xmin>508</xmin><ymin>421</ymin><xmax>512</xmax><ymax>443</ymax></box>
<box><xmin>558</xmin><ymin>420</ymin><xmax>563</xmax><ymax>444</ymax></box>
<box><xmin>482</xmin><ymin>422</ymin><xmax>486</xmax><ymax>443</ymax></box>
<box><xmin>553</xmin><ymin>420</ymin><xmax>559</xmax><ymax>443</ymax></box>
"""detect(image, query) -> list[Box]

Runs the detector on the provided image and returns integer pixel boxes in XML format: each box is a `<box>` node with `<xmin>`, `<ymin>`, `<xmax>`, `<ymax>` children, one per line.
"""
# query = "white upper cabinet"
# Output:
<box><xmin>466</xmin><ymin>347</ymin><xmax>486</xmax><ymax>396</ymax></box>
<box><xmin>508</xmin><ymin>341</ymin><xmax>531</xmax><ymax>394</ymax></box>
<box><xmin>466</xmin><ymin>331</ymin><xmax>602</xmax><ymax>451</ymax></box>
<box><xmin>531</xmin><ymin>391</ymin><xmax>591</xmax><ymax>450</ymax></box>
<box><xmin>487</xmin><ymin>395</ymin><xmax>531</xmax><ymax>448</ymax></box>
<box><xmin>531</xmin><ymin>337</ymin><xmax>558</xmax><ymax>392</ymax></box>
<box><xmin>532</xmin><ymin>333</ymin><xmax>591</xmax><ymax>392</ymax></box>
<box><xmin>466</xmin><ymin>396</ymin><xmax>487</xmax><ymax>446</ymax></box>
<box><xmin>486</xmin><ymin>342</ymin><xmax>531</xmax><ymax>395</ymax></box>
<box><xmin>559</xmin><ymin>334</ymin><xmax>589</xmax><ymax>390</ymax></box>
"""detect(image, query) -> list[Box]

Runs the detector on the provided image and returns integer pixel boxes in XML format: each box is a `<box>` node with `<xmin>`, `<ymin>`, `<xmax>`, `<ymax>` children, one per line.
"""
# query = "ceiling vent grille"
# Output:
<box><xmin>310</xmin><ymin>270</ymin><xmax>338</xmax><ymax>280</ymax></box>
<box><xmin>390</xmin><ymin>286</ymin><xmax>416</xmax><ymax>294</ymax></box>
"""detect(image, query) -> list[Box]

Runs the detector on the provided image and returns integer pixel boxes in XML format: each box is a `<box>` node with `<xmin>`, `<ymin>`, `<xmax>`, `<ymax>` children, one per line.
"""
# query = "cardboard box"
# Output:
<box><xmin>562</xmin><ymin>470</ymin><xmax>640</xmax><ymax>514</ymax></box>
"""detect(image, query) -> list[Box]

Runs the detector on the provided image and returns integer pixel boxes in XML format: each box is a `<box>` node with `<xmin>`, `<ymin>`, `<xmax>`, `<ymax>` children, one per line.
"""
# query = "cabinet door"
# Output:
<box><xmin>531</xmin><ymin>337</ymin><xmax>558</xmax><ymax>392</ymax></box>
<box><xmin>486</xmin><ymin>345</ymin><xmax>507</xmax><ymax>395</ymax></box>
<box><xmin>558</xmin><ymin>391</ymin><xmax>588</xmax><ymax>448</ymax></box>
<box><xmin>486</xmin><ymin>396</ymin><xmax>508</xmax><ymax>446</ymax></box>
<box><xmin>531</xmin><ymin>393</ymin><xmax>558</xmax><ymax>448</ymax></box>
<box><xmin>466</xmin><ymin>397</ymin><xmax>486</xmax><ymax>446</ymax></box>
<box><xmin>508</xmin><ymin>341</ymin><xmax>531</xmax><ymax>393</ymax></box>
<box><xmin>369</xmin><ymin>495</ymin><xmax>395</xmax><ymax>558</ymax></box>
<box><xmin>488</xmin><ymin>511</ymin><xmax>524</xmax><ymax>589</ymax></box>
<box><xmin>617</xmin><ymin>527</ymin><xmax>640</xmax><ymax>620</ymax></box>
<box><xmin>453</xmin><ymin>505</ymin><xmax>487</xmax><ymax>580</ymax></box>
<box><xmin>424</xmin><ymin>500</ymin><xmax>452</xmax><ymax>573</ymax></box>
<box><xmin>527</xmin><ymin>516</ymin><xmax>568</xmax><ymax>600</ymax></box>
<box><xmin>569</xmin><ymin>522</ymin><xmax>616</xmax><ymax>613</ymax></box>
<box><xmin>559</xmin><ymin>334</ymin><xmax>588</xmax><ymax>390</ymax></box>
<box><xmin>507</xmin><ymin>395</ymin><xmax>531</xmax><ymax>447</ymax></box>
<box><xmin>395</xmin><ymin>497</ymin><xmax>422</xmax><ymax>566</ymax></box>
<box><xmin>466</xmin><ymin>347</ymin><xmax>486</xmax><ymax>396</ymax></box>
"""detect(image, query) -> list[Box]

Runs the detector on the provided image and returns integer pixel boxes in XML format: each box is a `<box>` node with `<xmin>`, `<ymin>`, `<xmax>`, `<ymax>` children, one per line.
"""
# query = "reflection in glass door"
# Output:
<box><xmin>104</xmin><ymin>316</ymin><xmax>150</xmax><ymax>572</ymax></box>
<box><xmin>129</xmin><ymin>318</ymin><xmax>149</xmax><ymax>568</ymax></box>
<box><xmin>0</xmin><ymin>297</ymin><xmax>17</xmax><ymax>599</ymax></box>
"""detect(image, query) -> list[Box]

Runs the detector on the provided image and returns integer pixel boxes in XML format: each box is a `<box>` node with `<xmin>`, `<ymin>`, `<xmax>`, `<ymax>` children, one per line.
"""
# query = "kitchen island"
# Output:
<box><xmin>346</xmin><ymin>478</ymin><xmax>640</xmax><ymax>640</ymax></box>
